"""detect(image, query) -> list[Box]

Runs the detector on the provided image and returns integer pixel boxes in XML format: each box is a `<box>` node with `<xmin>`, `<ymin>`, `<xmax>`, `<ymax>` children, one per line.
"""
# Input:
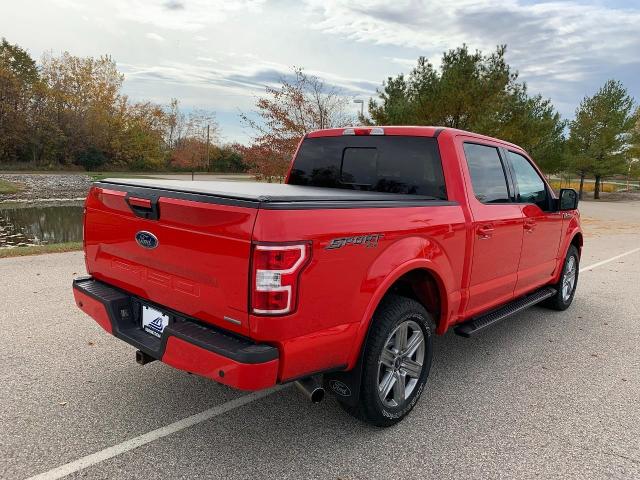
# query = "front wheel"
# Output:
<box><xmin>340</xmin><ymin>295</ymin><xmax>434</xmax><ymax>427</ymax></box>
<box><xmin>542</xmin><ymin>244</ymin><xmax>580</xmax><ymax>311</ymax></box>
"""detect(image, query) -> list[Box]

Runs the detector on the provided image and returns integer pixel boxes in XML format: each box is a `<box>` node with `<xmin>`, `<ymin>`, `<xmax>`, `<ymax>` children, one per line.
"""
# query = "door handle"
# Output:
<box><xmin>524</xmin><ymin>219</ymin><xmax>536</xmax><ymax>233</ymax></box>
<box><xmin>477</xmin><ymin>224</ymin><xmax>495</xmax><ymax>239</ymax></box>
<box><xmin>128</xmin><ymin>197</ymin><xmax>152</xmax><ymax>209</ymax></box>
<box><xmin>125</xmin><ymin>195</ymin><xmax>160</xmax><ymax>220</ymax></box>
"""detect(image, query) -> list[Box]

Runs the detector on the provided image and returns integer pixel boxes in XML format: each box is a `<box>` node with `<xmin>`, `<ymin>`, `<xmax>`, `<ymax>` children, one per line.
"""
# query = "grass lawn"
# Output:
<box><xmin>0</xmin><ymin>242</ymin><xmax>83</xmax><ymax>259</ymax></box>
<box><xmin>0</xmin><ymin>179</ymin><xmax>24</xmax><ymax>195</ymax></box>
<box><xmin>548</xmin><ymin>180</ymin><xmax>618</xmax><ymax>193</ymax></box>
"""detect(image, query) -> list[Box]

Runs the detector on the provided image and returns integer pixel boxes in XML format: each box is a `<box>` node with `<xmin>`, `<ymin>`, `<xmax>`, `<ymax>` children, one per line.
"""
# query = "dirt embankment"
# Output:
<box><xmin>0</xmin><ymin>174</ymin><xmax>93</xmax><ymax>202</ymax></box>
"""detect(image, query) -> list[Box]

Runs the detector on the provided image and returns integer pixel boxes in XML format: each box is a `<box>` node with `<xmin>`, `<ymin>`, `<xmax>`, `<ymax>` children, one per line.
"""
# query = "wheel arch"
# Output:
<box><xmin>347</xmin><ymin>259</ymin><xmax>454</xmax><ymax>369</ymax></box>
<box><xmin>325</xmin><ymin>262</ymin><xmax>451</xmax><ymax>407</ymax></box>
<box><xmin>553</xmin><ymin>226</ymin><xmax>583</xmax><ymax>283</ymax></box>
<box><xmin>570</xmin><ymin>231</ymin><xmax>583</xmax><ymax>255</ymax></box>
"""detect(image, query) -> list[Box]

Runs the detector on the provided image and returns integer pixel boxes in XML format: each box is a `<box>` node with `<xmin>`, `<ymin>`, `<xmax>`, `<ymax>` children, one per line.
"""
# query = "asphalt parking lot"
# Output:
<box><xmin>1</xmin><ymin>200</ymin><xmax>639</xmax><ymax>480</ymax></box>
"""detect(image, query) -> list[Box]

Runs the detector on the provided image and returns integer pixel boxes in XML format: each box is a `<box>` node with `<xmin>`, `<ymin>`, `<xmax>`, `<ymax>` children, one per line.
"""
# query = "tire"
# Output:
<box><xmin>542</xmin><ymin>244</ymin><xmax>580</xmax><ymax>311</ymax></box>
<box><xmin>340</xmin><ymin>294</ymin><xmax>435</xmax><ymax>427</ymax></box>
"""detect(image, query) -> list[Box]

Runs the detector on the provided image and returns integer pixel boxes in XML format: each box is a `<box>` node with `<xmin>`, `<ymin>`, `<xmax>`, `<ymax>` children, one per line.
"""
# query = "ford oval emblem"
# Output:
<box><xmin>135</xmin><ymin>231</ymin><xmax>158</xmax><ymax>249</ymax></box>
<box><xmin>329</xmin><ymin>380</ymin><xmax>351</xmax><ymax>397</ymax></box>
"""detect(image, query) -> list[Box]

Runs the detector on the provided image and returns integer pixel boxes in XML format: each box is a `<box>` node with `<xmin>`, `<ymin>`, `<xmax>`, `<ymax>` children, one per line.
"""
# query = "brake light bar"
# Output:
<box><xmin>343</xmin><ymin>127</ymin><xmax>384</xmax><ymax>136</ymax></box>
<box><xmin>251</xmin><ymin>243</ymin><xmax>311</xmax><ymax>315</ymax></box>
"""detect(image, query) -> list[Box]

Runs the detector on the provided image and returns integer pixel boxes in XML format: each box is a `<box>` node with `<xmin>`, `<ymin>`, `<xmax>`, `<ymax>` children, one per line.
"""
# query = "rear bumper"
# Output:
<box><xmin>72</xmin><ymin>277</ymin><xmax>279</xmax><ymax>391</ymax></box>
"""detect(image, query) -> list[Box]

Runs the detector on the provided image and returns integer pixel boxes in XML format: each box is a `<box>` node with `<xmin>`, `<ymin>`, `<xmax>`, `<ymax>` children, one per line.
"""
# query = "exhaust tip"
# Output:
<box><xmin>295</xmin><ymin>377</ymin><xmax>325</xmax><ymax>403</ymax></box>
<box><xmin>310</xmin><ymin>387</ymin><xmax>325</xmax><ymax>403</ymax></box>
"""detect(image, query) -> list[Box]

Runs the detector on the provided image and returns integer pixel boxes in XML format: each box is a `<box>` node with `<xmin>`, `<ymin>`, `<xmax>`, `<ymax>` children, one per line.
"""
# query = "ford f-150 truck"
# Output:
<box><xmin>73</xmin><ymin>126</ymin><xmax>582</xmax><ymax>427</ymax></box>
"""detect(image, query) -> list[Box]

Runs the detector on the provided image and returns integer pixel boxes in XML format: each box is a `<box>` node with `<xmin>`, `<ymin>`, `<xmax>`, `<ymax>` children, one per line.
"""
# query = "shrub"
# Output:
<box><xmin>75</xmin><ymin>147</ymin><xmax>107</xmax><ymax>171</ymax></box>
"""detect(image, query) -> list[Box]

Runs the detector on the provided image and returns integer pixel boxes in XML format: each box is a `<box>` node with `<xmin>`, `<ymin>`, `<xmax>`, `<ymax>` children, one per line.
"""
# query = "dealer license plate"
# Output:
<box><xmin>141</xmin><ymin>305</ymin><xmax>170</xmax><ymax>338</ymax></box>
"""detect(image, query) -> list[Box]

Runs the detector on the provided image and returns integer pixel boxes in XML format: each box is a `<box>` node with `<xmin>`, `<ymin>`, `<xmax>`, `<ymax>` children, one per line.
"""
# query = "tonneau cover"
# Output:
<box><xmin>99</xmin><ymin>178</ymin><xmax>440</xmax><ymax>205</ymax></box>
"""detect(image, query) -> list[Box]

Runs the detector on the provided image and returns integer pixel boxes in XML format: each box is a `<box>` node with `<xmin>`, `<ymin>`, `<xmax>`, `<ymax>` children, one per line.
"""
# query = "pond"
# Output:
<box><xmin>0</xmin><ymin>203</ymin><xmax>84</xmax><ymax>248</ymax></box>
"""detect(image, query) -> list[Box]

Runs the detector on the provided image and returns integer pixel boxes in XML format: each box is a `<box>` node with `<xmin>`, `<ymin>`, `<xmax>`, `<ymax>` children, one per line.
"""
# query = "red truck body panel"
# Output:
<box><xmin>250</xmin><ymin>204</ymin><xmax>467</xmax><ymax>379</ymax></box>
<box><xmin>75</xmin><ymin>126</ymin><xmax>582</xmax><ymax>392</ymax></box>
<box><xmin>162</xmin><ymin>336</ymin><xmax>279</xmax><ymax>390</ymax></box>
<box><xmin>84</xmin><ymin>187</ymin><xmax>256</xmax><ymax>336</ymax></box>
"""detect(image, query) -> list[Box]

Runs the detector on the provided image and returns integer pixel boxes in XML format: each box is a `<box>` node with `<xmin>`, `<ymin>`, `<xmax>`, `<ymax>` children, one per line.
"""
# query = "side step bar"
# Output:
<box><xmin>454</xmin><ymin>287</ymin><xmax>556</xmax><ymax>338</ymax></box>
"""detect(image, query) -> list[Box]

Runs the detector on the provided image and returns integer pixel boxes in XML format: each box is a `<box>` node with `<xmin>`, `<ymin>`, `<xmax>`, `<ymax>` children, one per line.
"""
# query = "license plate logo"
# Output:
<box><xmin>142</xmin><ymin>305</ymin><xmax>169</xmax><ymax>338</ymax></box>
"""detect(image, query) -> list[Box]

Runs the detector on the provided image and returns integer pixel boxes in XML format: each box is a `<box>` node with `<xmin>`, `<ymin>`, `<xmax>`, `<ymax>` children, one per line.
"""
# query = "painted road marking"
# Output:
<box><xmin>25</xmin><ymin>385</ymin><xmax>288</xmax><ymax>480</ymax></box>
<box><xmin>25</xmin><ymin>247</ymin><xmax>640</xmax><ymax>480</ymax></box>
<box><xmin>580</xmin><ymin>247</ymin><xmax>640</xmax><ymax>273</ymax></box>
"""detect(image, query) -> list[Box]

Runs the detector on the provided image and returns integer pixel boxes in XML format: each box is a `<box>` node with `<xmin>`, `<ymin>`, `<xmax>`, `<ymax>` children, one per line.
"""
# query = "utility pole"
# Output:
<box><xmin>353</xmin><ymin>99</ymin><xmax>364</xmax><ymax>122</ymax></box>
<box><xmin>628</xmin><ymin>159</ymin><xmax>639</xmax><ymax>191</ymax></box>
<box><xmin>206</xmin><ymin>124</ymin><xmax>210</xmax><ymax>172</ymax></box>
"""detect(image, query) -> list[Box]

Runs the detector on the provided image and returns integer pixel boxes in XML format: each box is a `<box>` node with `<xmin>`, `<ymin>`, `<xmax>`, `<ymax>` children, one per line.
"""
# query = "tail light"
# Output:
<box><xmin>251</xmin><ymin>242</ymin><xmax>311</xmax><ymax>315</ymax></box>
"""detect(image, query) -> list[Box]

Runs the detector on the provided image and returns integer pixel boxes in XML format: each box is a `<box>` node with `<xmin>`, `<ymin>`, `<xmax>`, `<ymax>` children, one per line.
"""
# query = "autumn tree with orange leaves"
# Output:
<box><xmin>242</xmin><ymin>68</ymin><xmax>352</xmax><ymax>181</ymax></box>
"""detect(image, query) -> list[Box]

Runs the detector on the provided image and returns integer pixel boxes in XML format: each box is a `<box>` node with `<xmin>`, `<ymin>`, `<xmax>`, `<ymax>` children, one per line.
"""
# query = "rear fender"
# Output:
<box><xmin>325</xmin><ymin>237</ymin><xmax>457</xmax><ymax>405</ymax></box>
<box><xmin>356</xmin><ymin>236</ymin><xmax>456</xmax><ymax>346</ymax></box>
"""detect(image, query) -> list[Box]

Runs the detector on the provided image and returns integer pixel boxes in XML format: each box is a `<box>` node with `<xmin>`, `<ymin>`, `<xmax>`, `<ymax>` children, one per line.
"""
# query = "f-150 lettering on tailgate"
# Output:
<box><xmin>111</xmin><ymin>258</ymin><xmax>202</xmax><ymax>297</ymax></box>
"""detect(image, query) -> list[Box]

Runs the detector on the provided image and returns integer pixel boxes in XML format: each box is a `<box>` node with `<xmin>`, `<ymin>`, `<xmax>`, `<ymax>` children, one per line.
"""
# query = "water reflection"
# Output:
<box><xmin>0</xmin><ymin>203</ymin><xmax>83</xmax><ymax>248</ymax></box>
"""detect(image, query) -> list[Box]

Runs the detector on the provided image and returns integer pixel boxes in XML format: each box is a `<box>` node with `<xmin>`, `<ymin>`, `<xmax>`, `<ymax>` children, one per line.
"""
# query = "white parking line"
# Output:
<box><xmin>25</xmin><ymin>385</ymin><xmax>288</xmax><ymax>480</ymax></box>
<box><xmin>25</xmin><ymin>247</ymin><xmax>640</xmax><ymax>480</ymax></box>
<box><xmin>580</xmin><ymin>247</ymin><xmax>640</xmax><ymax>273</ymax></box>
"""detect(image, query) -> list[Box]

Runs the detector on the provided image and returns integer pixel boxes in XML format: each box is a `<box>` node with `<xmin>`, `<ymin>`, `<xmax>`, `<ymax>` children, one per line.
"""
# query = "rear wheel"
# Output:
<box><xmin>340</xmin><ymin>295</ymin><xmax>434</xmax><ymax>427</ymax></box>
<box><xmin>542</xmin><ymin>245</ymin><xmax>579</xmax><ymax>311</ymax></box>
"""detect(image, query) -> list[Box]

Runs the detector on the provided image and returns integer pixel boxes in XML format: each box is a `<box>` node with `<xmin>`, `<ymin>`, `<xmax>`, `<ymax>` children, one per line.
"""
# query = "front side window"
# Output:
<box><xmin>508</xmin><ymin>151</ymin><xmax>548</xmax><ymax>210</ymax></box>
<box><xmin>462</xmin><ymin>143</ymin><xmax>510</xmax><ymax>203</ymax></box>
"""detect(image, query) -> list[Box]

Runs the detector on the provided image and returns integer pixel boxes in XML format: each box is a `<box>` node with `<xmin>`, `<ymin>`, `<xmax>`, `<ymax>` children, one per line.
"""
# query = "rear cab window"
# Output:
<box><xmin>289</xmin><ymin>136</ymin><xmax>447</xmax><ymax>199</ymax></box>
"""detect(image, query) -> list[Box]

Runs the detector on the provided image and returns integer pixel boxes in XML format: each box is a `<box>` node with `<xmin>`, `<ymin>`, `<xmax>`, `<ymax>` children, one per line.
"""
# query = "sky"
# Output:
<box><xmin>1</xmin><ymin>0</ymin><xmax>639</xmax><ymax>144</ymax></box>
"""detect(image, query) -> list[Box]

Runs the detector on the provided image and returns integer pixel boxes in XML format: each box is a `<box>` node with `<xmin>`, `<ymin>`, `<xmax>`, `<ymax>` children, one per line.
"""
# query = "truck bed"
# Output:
<box><xmin>98</xmin><ymin>178</ymin><xmax>451</xmax><ymax>209</ymax></box>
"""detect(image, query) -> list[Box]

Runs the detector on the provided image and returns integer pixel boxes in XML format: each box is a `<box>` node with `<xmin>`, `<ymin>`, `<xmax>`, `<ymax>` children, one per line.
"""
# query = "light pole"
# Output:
<box><xmin>353</xmin><ymin>99</ymin><xmax>364</xmax><ymax>121</ymax></box>
<box><xmin>628</xmin><ymin>158</ymin><xmax>639</xmax><ymax>191</ymax></box>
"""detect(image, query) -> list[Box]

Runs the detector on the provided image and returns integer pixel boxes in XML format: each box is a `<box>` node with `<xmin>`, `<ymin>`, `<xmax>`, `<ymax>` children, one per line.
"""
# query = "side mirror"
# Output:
<box><xmin>559</xmin><ymin>188</ymin><xmax>578</xmax><ymax>211</ymax></box>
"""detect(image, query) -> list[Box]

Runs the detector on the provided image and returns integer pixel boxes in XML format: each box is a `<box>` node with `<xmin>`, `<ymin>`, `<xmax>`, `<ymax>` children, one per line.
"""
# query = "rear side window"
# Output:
<box><xmin>289</xmin><ymin>136</ymin><xmax>447</xmax><ymax>199</ymax></box>
<box><xmin>508</xmin><ymin>151</ymin><xmax>549</xmax><ymax>210</ymax></box>
<box><xmin>463</xmin><ymin>143</ymin><xmax>510</xmax><ymax>203</ymax></box>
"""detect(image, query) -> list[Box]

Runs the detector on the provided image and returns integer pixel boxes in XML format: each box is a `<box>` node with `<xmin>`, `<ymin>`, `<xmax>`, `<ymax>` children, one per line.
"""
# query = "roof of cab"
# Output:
<box><xmin>306</xmin><ymin>126</ymin><xmax>441</xmax><ymax>138</ymax></box>
<box><xmin>305</xmin><ymin>126</ymin><xmax>522</xmax><ymax>151</ymax></box>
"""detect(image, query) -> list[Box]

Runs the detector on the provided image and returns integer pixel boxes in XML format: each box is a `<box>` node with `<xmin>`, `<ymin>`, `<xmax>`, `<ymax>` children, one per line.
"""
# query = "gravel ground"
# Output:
<box><xmin>0</xmin><ymin>201</ymin><xmax>639</xmax><ymax>480</ymax></box>
<box><xmin>0</xmin><ymin>173</ymin><xmax>252</xmax><ymax>204</ymax></box>
<box><xmin>0</xmin><ymin>174</ymin><xmax>93</xmax><ymax>202</ymax></box>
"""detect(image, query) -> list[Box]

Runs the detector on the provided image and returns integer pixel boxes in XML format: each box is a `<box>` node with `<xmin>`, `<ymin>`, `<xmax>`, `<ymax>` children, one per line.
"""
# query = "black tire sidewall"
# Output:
<box><xmin>360</xmin><ymin>296</ymin><xmax>434</xmax><ymax>426</ymax></box>
<box><xmin>559</xmin><ymin>245</ymin><xmax>580</xmax><ymax>307</ymax></box>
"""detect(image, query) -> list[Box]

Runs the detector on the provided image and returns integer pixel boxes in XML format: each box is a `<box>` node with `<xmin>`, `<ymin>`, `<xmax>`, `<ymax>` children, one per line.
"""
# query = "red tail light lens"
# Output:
<box><xmin>251</xmin><ymin>243</ymin><xmax>310</xmax><ymax>315</ymax></box>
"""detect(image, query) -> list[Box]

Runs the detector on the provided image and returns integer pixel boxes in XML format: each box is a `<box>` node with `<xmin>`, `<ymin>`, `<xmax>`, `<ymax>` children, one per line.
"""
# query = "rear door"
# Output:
<box><xmin>459</xmin><ymin>140</ymin><xmax>524</xmax><ymax>318</ymax></box>
<box><xmin>505</xmin><ymin>150</ymin><xmax>563</xmax><ymax>295</ymax></box>
<box><xmin>83</xmin><ymin>185</ymin><xmax>257</xmax><ymax>335</ymax></box>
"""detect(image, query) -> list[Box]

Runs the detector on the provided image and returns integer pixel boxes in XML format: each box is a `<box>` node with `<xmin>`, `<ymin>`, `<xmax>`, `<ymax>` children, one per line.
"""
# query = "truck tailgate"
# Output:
<box><xmin>83</xmin><ymin>182</ymin><xmax>257</xmax><ymax>334</ymax></box>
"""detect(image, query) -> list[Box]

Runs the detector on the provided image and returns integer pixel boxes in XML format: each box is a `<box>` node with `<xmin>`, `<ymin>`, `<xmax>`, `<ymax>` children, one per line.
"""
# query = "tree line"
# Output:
<box><xmin>0</xmin><ymin>38</ymin><xmax>246</xmax><ymax>173</ymax></box>
<box><xmin>245</xmin><ymin>46</ymin><xmax>639</xmax><ymax>199</ymax></box>
<box><xmin>1</xmin><ymin>39</ymin><xmax>639</xmax><ymax>198</ymax></box>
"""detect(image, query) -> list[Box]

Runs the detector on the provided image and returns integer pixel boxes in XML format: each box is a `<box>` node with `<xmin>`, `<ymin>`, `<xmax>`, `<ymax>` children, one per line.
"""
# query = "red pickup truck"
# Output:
<box><xmin>73</xmin><ymin>126</ymin><xmax>582</xmax><ymax>426</ymax></box>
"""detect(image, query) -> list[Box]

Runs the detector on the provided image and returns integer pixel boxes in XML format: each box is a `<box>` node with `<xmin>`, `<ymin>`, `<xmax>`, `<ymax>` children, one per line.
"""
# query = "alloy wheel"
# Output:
<box><xmin>377</xmin><ymin>319</ymin><xmax>425</xmax><ymax>408</ymax></box>
<box><xmin>562</xmin><ymin>255</ymin><xmax>577</xmax><ymax>302</ymax></box>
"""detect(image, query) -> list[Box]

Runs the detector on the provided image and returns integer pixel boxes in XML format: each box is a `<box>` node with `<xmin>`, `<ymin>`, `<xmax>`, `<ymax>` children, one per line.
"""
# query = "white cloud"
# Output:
<box><xmin>4</xmin><ymin>0</ymin><xmax>639</xmax><ymax>143</ymax></box>
<box><xmin>145</xmin><ymin>32</ymin><xmax>165</xmax><ymax>42</ymax></box>
<box><xmin>120</xmin><ymin>55</ymin><xmax>378</xmax><ymax>103</ymax></box>
<box><xmin>304</xmin><ymin>0</ymin><xmax>640</xmax><ymax>93</ymax></box>
<box><xmin>386</xmin><ymin>57</ymin><xmax>419</xmax><ymax>68</ymax></box>
<box><xmin>112</xmin><ymin>0</ymin><xmax>267</xmax><ymax>31</ymax></box>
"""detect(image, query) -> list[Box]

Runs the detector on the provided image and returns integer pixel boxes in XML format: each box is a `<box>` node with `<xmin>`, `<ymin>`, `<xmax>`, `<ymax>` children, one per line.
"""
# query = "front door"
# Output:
<box><xmin>460</xmin><ymin>141</ymin><xmax>524</xmax><ymax>318</ymax></box>
<box><xmin>506</xmin><ymin>150</ymin><xmax>563</xmax><ymax>296</ymax></box>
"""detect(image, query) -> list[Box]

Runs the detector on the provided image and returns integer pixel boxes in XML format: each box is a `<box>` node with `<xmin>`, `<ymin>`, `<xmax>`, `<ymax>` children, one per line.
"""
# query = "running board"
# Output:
<box><xmin>454</xmin><ymin>287</ymin><xmax>556</xmax><ymax>338</ymax></box>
